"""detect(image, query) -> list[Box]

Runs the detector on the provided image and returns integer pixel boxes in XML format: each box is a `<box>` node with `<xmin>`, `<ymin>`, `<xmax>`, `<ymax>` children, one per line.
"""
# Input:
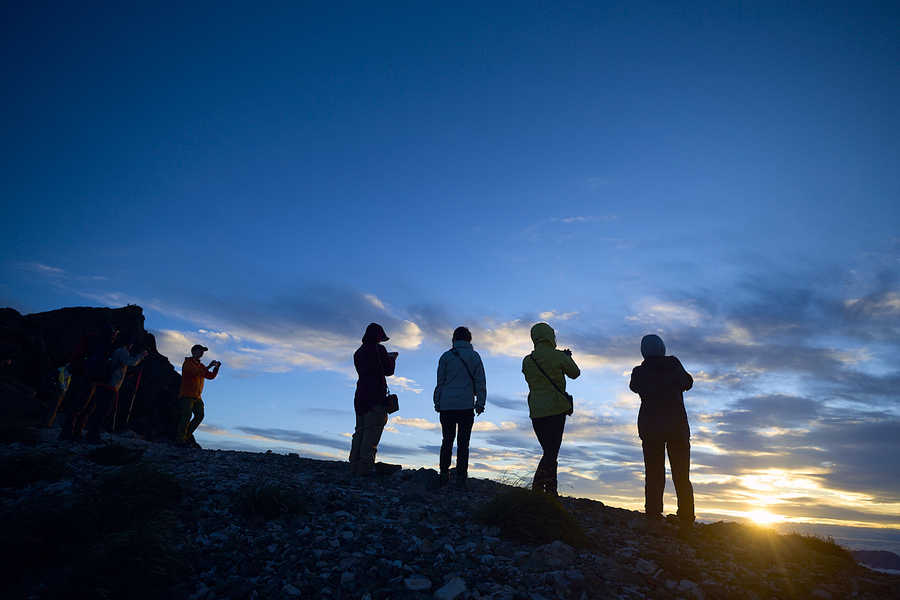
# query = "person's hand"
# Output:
<box><xmin>562</xmin><ymin>348</ymin><xmax>572</xmax><ymax>357</ymax></box>
<box><xmin>476</xmin><ymin>406</ymin><xmax>484</xmax><ymax>415</ymax></box>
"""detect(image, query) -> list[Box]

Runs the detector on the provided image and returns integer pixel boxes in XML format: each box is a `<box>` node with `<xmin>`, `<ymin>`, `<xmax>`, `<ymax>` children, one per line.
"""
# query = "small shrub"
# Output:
<box><xmin>44</xmin><ymin>513</ymin><xmax>191</xmax><ymax>600</ymax></box>
<box><xmin>88</xmin><ymin>461</ymin><xmax>183</xmax><ymax>534</ymax></box>
<box><xmin>85</xmin><ymin>442</ymin><xmax>144</xmax><ymax>466</ymax></box>
<box><xmin>237</xmin><ymin>480</ymin><xmax>307</xmax><ymax>519</ymax></box>
<box><xmin>476</xmin><ymin>488</ymin><xmax>592</xmax><ymax>549</ymax></box>
<box><xmin>0</xmin><ymin>449</ymin><xmax>69</xmax><ymax>487</ymax></box>
<box><xmin>787</xmin><ymin>532</ymin><xmax>854</xmax><ymax>562</ymax></box>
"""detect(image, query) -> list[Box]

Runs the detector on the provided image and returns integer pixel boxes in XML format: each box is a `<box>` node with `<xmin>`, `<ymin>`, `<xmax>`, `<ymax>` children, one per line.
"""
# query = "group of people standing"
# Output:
<box><xmin>49</xmin><ymin>324</ymin><xmax>221</xmax><ymax>448</ymax></box>
<box><xmin>349</xmin><ymin>322</ymin><xmax>695</xmax><ymax>527</ymax></box>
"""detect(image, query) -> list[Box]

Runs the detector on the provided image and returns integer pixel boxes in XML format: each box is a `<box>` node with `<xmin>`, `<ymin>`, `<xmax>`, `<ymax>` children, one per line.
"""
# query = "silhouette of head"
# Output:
<box><xmin>362</xmin><ymin>323</ymin><xmax>389</xmax><ymax>343</ymax></box>
<box><xmin>118</xmin><ymin>332</ymin><xmax>135</xmax><ymax>348</ymax></box>
<box><xmin>641</xmin><ymin>334</ymin><xmax>666</xmax><ymax>358</ymax></box>
<box><xmin>452</xmin><ymin>326</ymin><xmax>472</xmax><ymax>343</ymax></box>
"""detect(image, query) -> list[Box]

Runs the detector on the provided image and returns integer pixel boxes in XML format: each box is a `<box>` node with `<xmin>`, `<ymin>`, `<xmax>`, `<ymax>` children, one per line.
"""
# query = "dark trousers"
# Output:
<box><xmin>642</xmin><ymin>436</ymin><xmax>694</xmax><ymax>522</ymax></box>
<box><xmin>439</xmin><ymin>409</ymin><xmax>475</xmax><ymax>478</ymax></box>
<box><xmin>85</xmin><ymin>385</ymin><xmax>118</xmax><ymax>441</ymax></box>
<box><xmin>531</xmin><ymin>412</ymin><xmax>567</xmax><ymax>494</ymax></box>
<box><xmin>61</xmin><ymin>379</ymin><xmax>99</xmax><ymax>436</ymax></box>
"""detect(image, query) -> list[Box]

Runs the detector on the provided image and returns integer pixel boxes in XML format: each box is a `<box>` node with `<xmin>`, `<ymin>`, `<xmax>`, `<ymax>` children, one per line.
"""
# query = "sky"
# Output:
<box><xmin>2</xmin><ymin>1</ymin><xmax>899</xmax><ymax>552</ymax></box>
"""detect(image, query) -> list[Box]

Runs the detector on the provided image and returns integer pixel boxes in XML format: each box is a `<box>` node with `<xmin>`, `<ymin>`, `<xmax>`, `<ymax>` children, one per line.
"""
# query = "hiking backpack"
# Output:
<box><xmin>68</xmin><ymin>332</ymin><xmax>98</xmax><ymax>377</ymax></box>
<box><xmin>36</xmin><ymin>372</ymin><xmax>61</xmax><ymax>400</ymax></box>
<box><xmin>84</xmin><ymin>344</ymin><xmax>118</xmax><ymax>384</ymax></box>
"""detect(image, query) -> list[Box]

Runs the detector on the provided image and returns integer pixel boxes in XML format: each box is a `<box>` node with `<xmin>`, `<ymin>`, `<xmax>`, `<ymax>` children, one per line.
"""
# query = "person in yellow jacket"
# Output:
<box><xmin>175</xmin><ymin>344</ymin><xmax>221</xmax><ymax>448</ymax></box>
<box><xmin>522</xmin><ymin>322</ymin><xmax>580</xmax><ymax>496</ymax></box>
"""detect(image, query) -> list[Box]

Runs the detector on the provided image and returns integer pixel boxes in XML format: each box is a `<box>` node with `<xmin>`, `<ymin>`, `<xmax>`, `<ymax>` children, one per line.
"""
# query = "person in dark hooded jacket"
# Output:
<box><xmin>629</xmin><ymin>334</ymin><xmax>694</xmax><ymax>526</ymax></box>
<box><xmin>349</xmin><ymin>323</ymin><xmax>397</xmax><ymax>476</ymax></box>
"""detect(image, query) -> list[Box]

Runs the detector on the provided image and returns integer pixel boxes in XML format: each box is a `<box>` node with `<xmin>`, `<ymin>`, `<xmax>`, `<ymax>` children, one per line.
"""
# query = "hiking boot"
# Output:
<box><xmin>439</xmin><ymin>471</ymin><xmax>450</xmax><ymax>488</ymax></box>
<box><xmin>455</xmin><ymin>477</ymin><xmax>468</xmax><ymax>491</ymax></box>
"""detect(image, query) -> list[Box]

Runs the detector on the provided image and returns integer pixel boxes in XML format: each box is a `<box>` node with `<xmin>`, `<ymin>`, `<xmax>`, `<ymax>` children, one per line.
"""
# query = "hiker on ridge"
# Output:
<box><xmin>629</xmin><ymin>334</ymin><xmax>695</xmax><ymax>530</ymax></box>
<box><xmin>59</xmin><ymin>324</ymin><xmax>120</xmax><ymax>441</ymax></box>
<box><xmin>39</xmin><ymin>362</ymin><xmax>72</xmax><ymax>428</ymax></box>
<box><xmin>349</xmin><ymin>323</ymin><xmax>397</xmax><ymax>477</ymax></box>
<box><xmin>84</xmin><ymin>332</ymin><xmax>148</xmax><ymax>444</ymax></box>
<box><xmin>433</xmin><ymin>326</ymin><xmax>487</xmax><ymax>490</ymax></box>
<box><xmin>522</xmin><ymin>322</ymin><xmax>580</xmax><ymax>497</ymax></box>
<box><xmin>175</xmin><ymin>344</ymin><xmax>221</xmax><ymax>449</ymax></box>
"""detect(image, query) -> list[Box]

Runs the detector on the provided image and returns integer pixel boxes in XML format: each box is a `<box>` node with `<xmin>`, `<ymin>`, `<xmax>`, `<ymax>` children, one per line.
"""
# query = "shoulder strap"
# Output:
<box><xmin>374</xmin><ymin>345</ymin><xmax>391</xmax><ymax>395</ymax></box>
<box><xmin>529</xmin><ymin>353</ymin><xmax>571</xmax><ymax>404</ymax></box>
<box><xmin>450</xmin><ymin>348</ymin><xmax>477</xmax><ymax>391</ymax></box>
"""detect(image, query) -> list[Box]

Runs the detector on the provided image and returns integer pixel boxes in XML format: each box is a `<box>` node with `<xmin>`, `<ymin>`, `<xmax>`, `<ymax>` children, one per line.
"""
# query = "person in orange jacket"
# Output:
<box><xmin>175</xmin><ymin>344</ymin><xmax>220</xmax><ymax>448</ymax></box>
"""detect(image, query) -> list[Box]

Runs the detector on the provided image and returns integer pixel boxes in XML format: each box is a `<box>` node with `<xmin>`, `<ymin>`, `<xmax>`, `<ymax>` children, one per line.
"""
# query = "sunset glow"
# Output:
<box><xmin>2</xmin><ymin>1</ymin><xmax>898</xmax><ymax>554</ymax></box>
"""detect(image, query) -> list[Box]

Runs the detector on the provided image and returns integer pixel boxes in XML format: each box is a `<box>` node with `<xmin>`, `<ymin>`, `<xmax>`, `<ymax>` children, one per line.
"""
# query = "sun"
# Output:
<box><xmin>747</xmin><ymin>510</ymin><xmax>780</xmax><ymax>525</ymax></box>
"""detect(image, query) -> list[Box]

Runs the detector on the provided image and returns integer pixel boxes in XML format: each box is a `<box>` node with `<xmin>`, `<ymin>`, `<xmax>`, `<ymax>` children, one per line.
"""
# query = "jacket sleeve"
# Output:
<box><xmin>561</xmin><ymin>353</ymin><xmax>580</xmax><ymax>380</ymax></box>
<box><xmin>474</xmin><ymin>354</ymin><xmax>487</xmax><ymax>409</ymax></box>
<box><xmin>674</xmin><ymin>357</ymin><xmax>693</xmax><ymax>391</ymax></box>
<box><xmin>182</xmin><ymin>359</ymin><xmax>206</xmax><ymax>379</ymax></box>
<box><xmin>115</xmin><ymin>348</ymin><xmax>143</xmax><ymax>368</ymax></box>
<box><xmin>377</xmin><ymin>345</ymin><xmax>395</xmax><ymax>377</ymax></box>
<box><xmin>433</xmin><ymin>354</ymin><xmax>447</xmax><ymax>411</ymax></box>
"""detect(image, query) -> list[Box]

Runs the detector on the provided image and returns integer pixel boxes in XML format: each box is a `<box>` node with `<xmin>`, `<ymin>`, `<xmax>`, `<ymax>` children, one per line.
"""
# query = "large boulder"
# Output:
<box><xmin>0</xmin><ymin>305</ymin><xmax>182</xmax><ymax>440</ymax></box>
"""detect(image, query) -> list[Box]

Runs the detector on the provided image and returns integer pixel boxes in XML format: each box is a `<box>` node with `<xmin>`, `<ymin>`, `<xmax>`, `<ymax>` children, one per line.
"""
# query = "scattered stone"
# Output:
<box><xmin>2</xmin><ymin>427</ymin><xmax>899</xmax><ymax>600</ymax></box>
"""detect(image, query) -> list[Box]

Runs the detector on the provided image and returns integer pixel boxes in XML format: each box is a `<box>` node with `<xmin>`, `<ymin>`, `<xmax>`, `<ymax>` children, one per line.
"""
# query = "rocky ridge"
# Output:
<box><xmin>3</xmin><ymin>428</ymin><xmax>900</xmax><ymax>600</ymax></box>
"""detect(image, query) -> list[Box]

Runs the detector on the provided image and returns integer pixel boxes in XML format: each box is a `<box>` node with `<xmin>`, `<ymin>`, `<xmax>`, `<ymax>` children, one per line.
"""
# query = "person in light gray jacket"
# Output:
<box><xmin>434</xmin><ymin>326</ymin><xmax>487</xmax><ymax>490</ymax></box>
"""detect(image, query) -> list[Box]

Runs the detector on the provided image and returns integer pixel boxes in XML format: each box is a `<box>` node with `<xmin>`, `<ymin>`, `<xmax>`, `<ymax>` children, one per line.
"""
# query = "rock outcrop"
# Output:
<box><xmin>0</xmin><ymin>305</ymin><xmax>182</xmax><ymax>439</ymax></box>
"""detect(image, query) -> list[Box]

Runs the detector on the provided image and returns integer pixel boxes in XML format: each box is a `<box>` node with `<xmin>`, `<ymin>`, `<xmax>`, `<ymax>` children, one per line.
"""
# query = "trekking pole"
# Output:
<box><xmin>124</xmin><ymin>367</ymin><xmax>143</xmax><ymax>428</ymax></box>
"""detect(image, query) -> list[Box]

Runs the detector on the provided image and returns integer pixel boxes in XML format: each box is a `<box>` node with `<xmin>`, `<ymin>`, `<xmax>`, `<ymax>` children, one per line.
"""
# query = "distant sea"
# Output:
<box><xmin>768</xmin><ymin>522</ymin><xmax>900</xmax><ymax>556</ymax></box>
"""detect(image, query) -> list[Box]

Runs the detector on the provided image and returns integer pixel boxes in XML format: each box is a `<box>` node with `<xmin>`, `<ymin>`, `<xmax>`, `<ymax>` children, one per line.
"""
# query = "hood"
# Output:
<box><xmin>530</xmin><ymin>322</ymin><xmax>557</xmax><ymax>349</ymax></box>
<box><xmin>362</xmin><ymin>323</ymin><xmax>389</xmax><ymax>343</ymax></box>
<box><xmin>641</xmin><ymin>334</ymin><xmax>666</xmax><ymax>358</ymax></box>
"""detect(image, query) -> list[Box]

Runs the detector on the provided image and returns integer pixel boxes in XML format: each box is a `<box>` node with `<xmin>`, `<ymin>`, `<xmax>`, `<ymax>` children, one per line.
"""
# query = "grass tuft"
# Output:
<box><xmin>44</xmin><ymin>513</ymin><xmax>192</xmax><ymax>600</ymax></box>
<box><xmin>476</xmin><ymin>488</ymin><xmax>592</xmax><ymax>549</ymax></box>
<box><xmin>786</xmin><ymin>532</ymin><xmax>854</xmax><ymax>562</ymax></box>
<box><xmin>236</xmin><ymin>479</ymin><xmax>307</xmax><ymax>519</ymax></box>
<box><xmin>85</xmin><ymin>442</ymin><xmax>145</xmax><ymax>466</ymax></box>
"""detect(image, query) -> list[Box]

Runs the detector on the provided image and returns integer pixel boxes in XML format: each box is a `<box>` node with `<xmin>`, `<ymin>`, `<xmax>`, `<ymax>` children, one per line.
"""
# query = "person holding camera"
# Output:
<box><xmin>349</xmin><ymin>323</ymin><xmax>397</xmax><ymax>477</ymax></box>
<box><xmin>175</xmin><ymin>344</ymin><xmax>221</xmax><ymax>449</ymax></box>
<box><xmin>522</xmin><ymin>322</ymin><xmax>580</xmax><ymax>497</ymax></box>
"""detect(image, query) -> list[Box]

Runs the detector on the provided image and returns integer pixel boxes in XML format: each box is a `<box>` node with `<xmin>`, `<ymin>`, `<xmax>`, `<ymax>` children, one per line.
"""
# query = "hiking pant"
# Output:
<box><xmin>85</xmin><ymin>385</ymin><xmax>119</xmax><ymax>441</ymax></box>
<box><xmin>349</xmin><ymin>404</ymin><xmax>388</xmax><ymax>475</ymax></box>
<box><xmin>175</xmin><ymin>396</ymin><xmax>205</xmax><ymax>443</ymax></box>
<box><xmin>61</xmin><ymin>379</ymin><xmax>99</xmax><ymax>436</ymax></box>
<box><xmin>642</xmin><ymin>436</ymin><xmax>694</xmax><ymax>523</ymax></box>
<box><xmin>439</xmin><ymin>409</ymin><xmax>475</xmax><ymax>479</ymax></box>
<box><xmin>531</xmin><ymin>412</ymin><xmax>567</xmax><ymax>494</ymax></box>
<box><xmin>40</xmin><ymin>386</ymin><xmax>68</xmax><ymax>427</ymax></box>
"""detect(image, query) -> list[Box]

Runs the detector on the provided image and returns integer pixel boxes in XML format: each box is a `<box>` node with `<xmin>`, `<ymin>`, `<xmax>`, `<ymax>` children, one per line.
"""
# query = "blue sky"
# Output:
<box><xmin>2</xmin><ymin>2</ymin><xmax>899</xmax><ymax>551</ymax></box>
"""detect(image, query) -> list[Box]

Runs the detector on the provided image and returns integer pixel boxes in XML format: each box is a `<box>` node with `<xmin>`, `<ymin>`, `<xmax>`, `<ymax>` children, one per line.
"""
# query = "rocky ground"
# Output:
<box><xmin>3</xmin><ymin>428</ymin><xmax>900</xmax><ymax>600</ymax></box>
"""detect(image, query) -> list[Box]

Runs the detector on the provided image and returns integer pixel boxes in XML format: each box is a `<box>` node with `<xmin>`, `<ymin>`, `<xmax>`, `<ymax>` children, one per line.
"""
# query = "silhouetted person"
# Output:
<box><xmin>522</xmin><ymin>322</ymin><xmax>580</xmax><ymax>497</ymax></box>
<box><xmin>349</xmin><ymin>323</ymin><xmax>397</xmax><ymax>477</ymax></box>
<box><xmin>629</xmin><ymin>334</ymin><xmax>695</xmax><ymax>528</ymax></box>
<box><xmin>40</xmin><ymin>363</ymin><xmax>72</xmax><ymax>427</ymax></box>
<box><xmin>60</xmin><ymin>325</ymin><xmax>119</xmax><ymax>441</ymax></box>
<box><xmin>175</xmin><ymin>344</ymin><xmax>221</xmax><ymax>449</ymax></box>
<box><xmin>84</xmin><ymin>332</ymin><xmax>147</xmax><ymax>444</ymax></box>
<box><xmin>434</xmin><ymin>326</ymin><xmax>486</xmax><ymax>490</ymax></box>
